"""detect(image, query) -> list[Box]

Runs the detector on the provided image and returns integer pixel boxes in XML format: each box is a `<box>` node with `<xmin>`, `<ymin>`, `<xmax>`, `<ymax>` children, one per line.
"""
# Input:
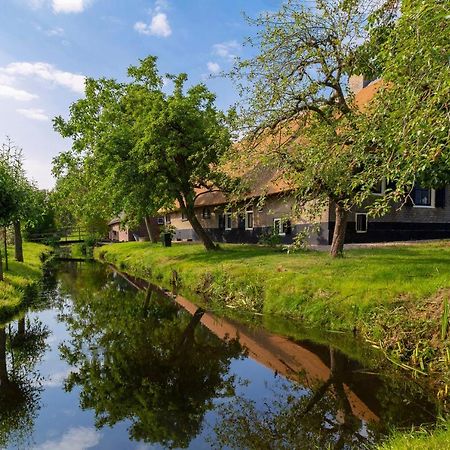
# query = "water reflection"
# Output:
<box><xmin>58</xmin><ymin>266</ymin><xmax>245</xmax><ymax>448</ymax></box>
<box><xmin>0</xmin><ymin>315</ymin><xmax>49</xmax><ymax>448</ymax></box>
<box><xmin>0</xmin><ymin>261</ymin><xmax>442</xmax><ymax>449</ymax></box>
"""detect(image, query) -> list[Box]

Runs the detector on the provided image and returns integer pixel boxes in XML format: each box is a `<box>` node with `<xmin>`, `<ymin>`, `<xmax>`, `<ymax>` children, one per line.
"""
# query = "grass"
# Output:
<box><xmin>95</xmin><ymin>240</ymin><xmax>450</xmax><ymax>392</ymax></box>
<box><xmin>0</xmin><ymin>242</ymin><xmax>49</xmax><ymax>321</ymax></box>
<box><xmin>95</xmin><ymin>241</ymin><xmax>450</xmax><ymax>326</ymax></box>
<box><xmin>377</xmin><ymin>421</ymin><xmax>450</xmax><ymax>449</ymax></box>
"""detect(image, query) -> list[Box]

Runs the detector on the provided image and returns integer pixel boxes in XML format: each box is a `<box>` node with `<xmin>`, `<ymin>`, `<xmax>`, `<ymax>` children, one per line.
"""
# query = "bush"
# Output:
<box><xmin>258</xmin><ymin>229</ymin><xmax>282</xmax><ymax>247</ymax></box>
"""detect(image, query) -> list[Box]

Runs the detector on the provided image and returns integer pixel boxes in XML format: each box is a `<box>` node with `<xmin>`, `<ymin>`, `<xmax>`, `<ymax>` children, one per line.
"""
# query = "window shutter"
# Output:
<box><xmin>218</xmin><ymin>214</ymin><xmax>224</xmax><ymax>229</ymax></box>
<box><xmin>238</xmin><ymin>214</ymin><xmax>245</xmax><ymax>230</ymax></box>
<box><xmin>436</xmin><ymin>188</ymin><xmax>446</xmax><ymax>208</ymax></box>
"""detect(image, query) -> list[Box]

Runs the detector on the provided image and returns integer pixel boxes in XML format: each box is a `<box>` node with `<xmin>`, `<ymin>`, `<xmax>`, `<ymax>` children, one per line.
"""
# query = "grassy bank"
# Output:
<box><xmin>377</xmin><ymin>422</ymin><xmax>450</xmax><ymax>449</ymax></box>
<box><xmin>0</xmin><ymin>242</ymin><xmax>49</xmax><ymax>321</ymax></box>
<box><xmin>95</xmin><ymin>241</ymin><xmax>450</xmax><ymax>387</ymax></box>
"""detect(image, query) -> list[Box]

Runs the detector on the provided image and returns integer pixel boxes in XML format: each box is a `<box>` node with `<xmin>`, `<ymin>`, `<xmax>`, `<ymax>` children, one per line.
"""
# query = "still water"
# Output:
<box><xmin>0</xmin><ymin>261</ymin><xmax>440</xmax><ymax>449</ymax></box>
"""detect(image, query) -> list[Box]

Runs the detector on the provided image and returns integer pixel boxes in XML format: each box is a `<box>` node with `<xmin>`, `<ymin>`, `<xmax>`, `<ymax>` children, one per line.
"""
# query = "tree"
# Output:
<box><xmin>350</xmin><ymin>0</ymin><xmax>450</xmax><ymax>211</ymax></box>
<box><xmin>229</xmin><ymin>0</ymin><xmax>388</xmax><ymax>257</ymax></box>
<box><xmin>53</xmin><ymin>56</ymin><xmax>231</xmax><ymax>251</ymax></box>
<box><xmin>0</xmin><ymin>138</ymin><xmax>37</xmax><ymax>263</ymax></box>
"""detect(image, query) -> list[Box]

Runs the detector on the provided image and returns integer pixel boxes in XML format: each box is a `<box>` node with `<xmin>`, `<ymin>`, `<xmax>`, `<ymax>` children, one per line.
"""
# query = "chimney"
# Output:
<box><xmin>348</xmin><ymin>74</ymin><xmax>373</xmax><ymax>95</ymax></box>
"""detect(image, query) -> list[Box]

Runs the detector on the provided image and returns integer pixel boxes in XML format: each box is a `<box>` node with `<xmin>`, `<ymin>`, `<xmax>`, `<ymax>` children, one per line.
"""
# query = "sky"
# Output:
<box><xmin>0</xmin><ymin>0</ymin><xmax>283</xmax><ymax>189</ymax></box>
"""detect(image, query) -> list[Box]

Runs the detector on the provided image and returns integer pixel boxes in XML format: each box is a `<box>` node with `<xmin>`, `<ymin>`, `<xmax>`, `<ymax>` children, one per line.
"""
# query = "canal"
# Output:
<box><xmin>0</xmin><ymin>260</ymin><xmax>440</xmax><ymax>449</ymax></box>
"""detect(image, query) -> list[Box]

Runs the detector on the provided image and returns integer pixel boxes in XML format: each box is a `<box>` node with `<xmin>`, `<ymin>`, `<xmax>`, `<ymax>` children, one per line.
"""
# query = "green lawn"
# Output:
<box><xmin>96</xmin><ymin>241</ymin><xmax>450</xmax><ymax>328</ymax></box>
<box><xmin>0</xmin><ymin>242</ymin><xmax>49</xmax><ymax>321</ymax></box>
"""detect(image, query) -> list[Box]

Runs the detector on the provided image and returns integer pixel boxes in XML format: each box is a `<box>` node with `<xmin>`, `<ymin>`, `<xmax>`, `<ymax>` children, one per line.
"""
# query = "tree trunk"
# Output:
<box><xmin>14</xmin><ymin>221</ymin><xmax>23</xmax><ymax>263</ymax></box>
<box><xmin>185</xmin><ymin>206</ymin><xmax>218</xmax><ymax>251</ymax></box>
<box><xmin>144</xmin><ymin>216</ymin><xmax>158</xmax><ymax>243</ymax></box>
<box><xmin>330</xmin><ymin>203</ymin><xmax>348</xmax><ymax>258</ymax></box>
<box><xmin>175</xmin><ymin>308</ymin><xmax>205</xmax><ymax>359</ymax></box>
<box><xmin>0</xmin><ymin>250</ymin><xmax>3</xmax><ymax>282</ymax></box>
<box><xmin>3</xmin><ymin>228</ymin><xmax>8</xmax><ymax>271</ymax></box>
<box><xmin>18</xmin><ymin>317</ymin><xmax>25</xmax><ymax>337</ymax></box>
<box><xmin>0</xmin><ymin>328</ymin><xmax>8</xmax><ymax>386</ymax></box>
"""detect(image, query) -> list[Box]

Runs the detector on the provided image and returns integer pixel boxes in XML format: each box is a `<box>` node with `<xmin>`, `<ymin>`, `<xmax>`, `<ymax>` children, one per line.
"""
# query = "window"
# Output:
<box><xmin>283</xmin><ymin>220</ymin><xmax>292</xmax><ymax>235</ymax></box>
<box><xmin>413</xmin><ymin>187</ymin><xmax>435</xmax><ymax>207</ymax></box>
<box><xmin>165</xmin><ymin>214</ymin><xmax>171</xmax><ymax>224</ymax></box>
<box><xmin>225</xmin><ymin>213</ymin><xmax>232</xmax><ymax>230</ymax></box>
<box><xmin>371</xmin><ymin>179</ymin><xmax>386</xmax><ymax>195</ymax></box>
<box><xmin>202</xmin><ymin>207</ymin><xmax>211</xmax><ymax>219</ymax></box>
<box><xmin>245</xmin><ymin>208</ymin><xmax>254</xmax><ymax>230</ymax></box>
<box><xmin>181</xmin><ymin>211</ymin><xmax>188</xmax><ymax>221</ymax></box>
<box><xmin>273</xmin><ymin>218</ymin><xmax>285</xmax><ymax>236</ymax></box>
<box><xmin>355</xmin><ymin>213</ymin><xmax>368</xmax><ymax>233</ymax></box>
<box><xmin>157</xmin><ymin>217</ymin><xmax>164</xmax><ymax>225</ymax></box>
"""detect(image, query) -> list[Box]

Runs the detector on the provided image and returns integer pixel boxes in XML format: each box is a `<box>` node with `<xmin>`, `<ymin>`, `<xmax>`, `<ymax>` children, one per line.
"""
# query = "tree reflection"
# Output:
<box><xmin>0</xmin><ymin>316</ymin><xmax>49</xmax><ymax>448</ymax></box>
<box><xmin>59</xmin><ymin>273</ymin><xmax>245</xmax><ymax>449</ymax></box>
<box><xmin>214</xmin><ymin>347</ymin><xmax>375</xmax><ymax>450</ymax></box>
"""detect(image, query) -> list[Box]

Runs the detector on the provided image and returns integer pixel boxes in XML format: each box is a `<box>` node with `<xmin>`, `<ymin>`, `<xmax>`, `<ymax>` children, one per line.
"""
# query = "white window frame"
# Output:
<box><xmin>164</xmin><ymin>214</ymin><xmax>171</xmax><ymax>225</ymax></box>
<box><xmin>355</xmin><ymin>213</ymin><xmax>368</xmax><ymax>233</ymax></box>
<box><xmin>273</xmin><ymin>218</ymin><xmax>285</xmax><ymax>236</ymax></box>
<box><xmin>157</xmin><ymin>217</ymin><xmax>164</xmax><ymax>225</ymax></box>
<box><xmin>413</xmin><ymin>188</ymin><xmax>436</xmax><ymax>209</ymax></box>
<box><xmin>225</xmin><ymin>212</ymin><xmax>232</xmax><ymax>230</ymax></box>
<box><xmin>181</xmin><ymin>211</ymin><xmax>188</xmax><ymax>221</ymax></box>
<box><xmin>372</xmin><ymin>179</ymin><xmax>386</xmax><ymax>196</ymax></box>
<box><xmin>245</xmin><ymin>208</ymin><xmax>254</xmax><ymax>230</ymax></box>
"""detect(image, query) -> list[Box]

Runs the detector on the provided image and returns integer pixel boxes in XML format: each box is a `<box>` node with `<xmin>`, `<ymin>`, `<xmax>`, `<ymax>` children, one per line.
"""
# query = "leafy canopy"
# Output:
<box><xmin>352</xmin><ymin>0</ymin><xmax>450</xmax><ymax>213</ymax></box>
<box><xmin>53</xmin><ymin>56</ymin><xmax>231</xmax><ymax>232</ymax></box>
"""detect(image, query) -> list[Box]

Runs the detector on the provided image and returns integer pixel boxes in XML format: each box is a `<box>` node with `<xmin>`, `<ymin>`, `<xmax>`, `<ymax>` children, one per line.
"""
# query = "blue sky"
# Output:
<box><xmin>0</xmin><ymin>0</ymin><xmax>282</xmax><ymax>189</ymax></box>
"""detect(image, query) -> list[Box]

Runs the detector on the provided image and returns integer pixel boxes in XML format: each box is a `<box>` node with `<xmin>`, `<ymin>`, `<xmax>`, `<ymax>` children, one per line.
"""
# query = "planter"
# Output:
<box><xmin>162</xmin><ymin>233</ymin><xmax>172</xmax><ymax>247</ymax></box>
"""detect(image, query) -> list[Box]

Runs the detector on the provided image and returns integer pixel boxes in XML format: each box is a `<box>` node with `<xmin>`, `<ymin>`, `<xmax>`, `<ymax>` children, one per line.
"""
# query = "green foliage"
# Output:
<box><xmin>228</xmin><ymin>0</ymin><xmax>387</xmax><ymax>255</ymax></box>
<box><xmin>352</xmin><ymin>0</ymin><xmax>450</xmax><ymax>212</ymax></box>
<box><xmin>53</xmin><ymin>56</ymin><xmax>231</xmax><ymax>250</ymax></box>
<box><xmin>258</xmin><ymin>228</ymin><xmax>281</xmax><ymax>247</ymax></box>
<box><xmin>0</xmin><ymin>138</ymin><xmax>35</xmax><ymax>228</ymax></box>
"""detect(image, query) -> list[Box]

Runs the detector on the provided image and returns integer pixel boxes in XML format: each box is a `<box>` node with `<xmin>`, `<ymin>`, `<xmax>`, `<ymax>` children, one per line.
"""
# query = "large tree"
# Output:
<box><xmin>229</xmin><ymin>0</ymin><xmax>391</xmax><ymax>257</ymax></box>
<box><xmin>54</xmin><ymin>56</ymin><xmax>231</xmax><ymax>251</ymax></box>
<box><xmin>0</xmin><ymin>138</ymin><xmax>35</xmax><ymax>265</ymax></box>
<box><xmin>350</xmin><ymin>0</ymin><xmax>450</xmax><ymax>212</ymax></box>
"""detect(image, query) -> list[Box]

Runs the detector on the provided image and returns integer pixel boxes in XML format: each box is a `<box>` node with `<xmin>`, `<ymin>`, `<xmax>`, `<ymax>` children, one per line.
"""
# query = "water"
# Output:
<box><xmin>0</xmin><ymin>261</ymin><xmax>440</xmax><ymax>449</ymax></box>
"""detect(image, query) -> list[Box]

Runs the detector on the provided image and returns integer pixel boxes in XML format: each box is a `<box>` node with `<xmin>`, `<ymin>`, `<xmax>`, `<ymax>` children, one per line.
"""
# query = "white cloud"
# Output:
<box><xmin>207</xmin><ymin>61</ymin><xmax>221</xmax><ymax>75</ymax></box>
<box><xmin>213</xmin><ymin>40</ymin><xmax>241</xmax><ymax>60</ymax></box>
<box><xmin>52</xmin><ymin>0</ymin><xmax>90</xmax><ymax>13</ymax></box>
<box><xmin>1</xmin><ymin>62</ymin><xmax>85</xmax><ymax>94</ymax></box>
<box><xmin>134</xmin><ymin>1</ymin><xmax>172</xmax><ymax>38</ymax></box>
<box><xmin>47</xmin><ymin>26</ymin><xmax>65</xmax><ymax>36</ymax></box>
<box><xmin>134</xmin><ymin>12</ymin><xmax>171</xmax><ymax>37</ymax></box>
<box><xmin>0</xmin><ymin>85</ymin><xmax>38</xmax><ymax>101</ymax></box>
<box><xmin>33</xmin><ymin>427</ymin><xmax>101</xmax><ymax>450</ymax></box>
<box><xmin>36</xmin><ymin>25</ymin><xmax>65</xmax><ymax>37</ymax></box>
<box><xmin>25</xmin><ymin>0</ymin><xmax>91</xmax><ymax>13</ymax></box>
<box><xmin>17</xmin><ymin>108</ymin><xmax>49</xmax><ymax>121</ymax></box>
